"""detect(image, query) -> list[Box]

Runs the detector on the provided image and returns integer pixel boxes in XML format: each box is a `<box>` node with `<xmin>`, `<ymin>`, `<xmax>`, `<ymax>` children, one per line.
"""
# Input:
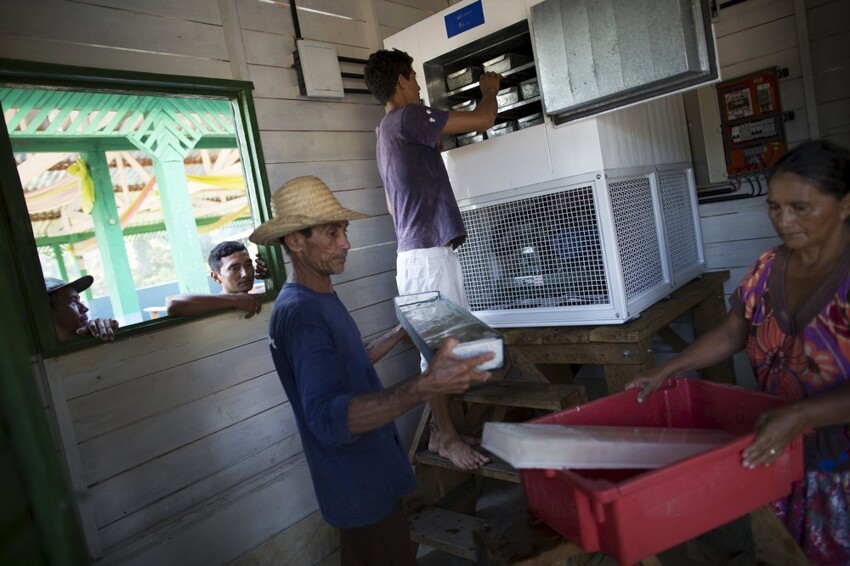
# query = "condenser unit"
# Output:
<box><xmin>456</xmin><ymin>166</ymin><xmax>705</xmax><ymax>327</ymax></box>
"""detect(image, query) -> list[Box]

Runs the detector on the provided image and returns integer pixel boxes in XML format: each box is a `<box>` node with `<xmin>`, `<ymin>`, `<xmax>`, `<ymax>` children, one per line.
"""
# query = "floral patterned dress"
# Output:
<box><xmin>730</xmin><ymin>245</ymin><xmax>850</xmax><ymax>564</ymax></box>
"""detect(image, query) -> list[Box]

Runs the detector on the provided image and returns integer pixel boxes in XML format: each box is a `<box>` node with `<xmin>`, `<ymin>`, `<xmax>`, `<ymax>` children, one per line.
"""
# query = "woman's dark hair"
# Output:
<box><xmin>768</xmin><ymin>140</ymin><xmax>850</xmax><ymax>199</ymax></box>
<box><xmin>364</xmin><ymin>49</ymin><xmax>414</xmax><ymax>105</ymax></box>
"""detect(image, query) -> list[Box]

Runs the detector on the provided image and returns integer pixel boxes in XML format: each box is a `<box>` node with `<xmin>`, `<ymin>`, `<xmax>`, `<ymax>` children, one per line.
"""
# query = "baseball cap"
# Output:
<box><xmin>45</xmin><ymin>275</ymin><xmax>94</xmax><ymax>295</ymax></box>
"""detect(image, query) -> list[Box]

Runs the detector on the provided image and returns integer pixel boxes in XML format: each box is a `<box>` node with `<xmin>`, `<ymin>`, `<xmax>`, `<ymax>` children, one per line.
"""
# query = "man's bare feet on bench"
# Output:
<box><xmin>429</xmin><ymin>428</ymin><xmax>490</xmax><ymax>470</ymax></box>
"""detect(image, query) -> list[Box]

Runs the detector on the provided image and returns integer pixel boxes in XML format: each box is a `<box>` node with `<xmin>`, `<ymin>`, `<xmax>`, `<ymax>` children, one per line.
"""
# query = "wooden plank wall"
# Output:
<box><xmin>1</xmin><ymin>0</ymin><xmax>448</xmax><ymax>563</ymax></box>
<box><xmin>806</xmin><ymin>0</ymin><xmax>850</xmax><ymax>148</ymax></box>
<box><xmin>696</xmin><ymin>0</ymin><xmax>806</xmax><ymax>386</ymax></box>
<box><xmin>40</xmin><ymin>311</ymin><xmax>316</xmax><ymax>564</ymax></box>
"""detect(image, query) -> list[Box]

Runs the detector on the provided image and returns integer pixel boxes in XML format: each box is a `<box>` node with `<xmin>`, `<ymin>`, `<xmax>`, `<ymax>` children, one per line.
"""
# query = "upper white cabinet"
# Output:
<box><xmin>383</xmin><ymin>0</ymin><xmax>710</xmax><ymax>199</ymax></box>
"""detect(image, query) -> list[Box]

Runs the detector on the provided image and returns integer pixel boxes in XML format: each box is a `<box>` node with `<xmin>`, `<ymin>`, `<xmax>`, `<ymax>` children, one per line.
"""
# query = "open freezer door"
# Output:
<box><xmin>531</xmin><ymin>0</ymin><xmax>718</xmax><ymax>125</ymax></box>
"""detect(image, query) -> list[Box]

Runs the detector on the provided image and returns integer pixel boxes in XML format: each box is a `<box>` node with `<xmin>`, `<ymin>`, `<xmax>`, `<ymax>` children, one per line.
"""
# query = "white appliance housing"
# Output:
<box><xmin>455</xmin><ymin>165</ymin><xmax>705</xmax><ymax>327</ymax></box>
<box><xmin>384</xmin><ymin>0</ymin><xmax>712</xmax><ymax>326</ymax></box>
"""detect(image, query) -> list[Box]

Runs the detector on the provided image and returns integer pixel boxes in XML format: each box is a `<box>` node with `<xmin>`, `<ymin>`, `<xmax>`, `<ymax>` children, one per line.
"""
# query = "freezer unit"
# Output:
<box><xmin>456</xmin><ymin>167</ymin><xmax>705</xmax><ymax>327</ymax></box>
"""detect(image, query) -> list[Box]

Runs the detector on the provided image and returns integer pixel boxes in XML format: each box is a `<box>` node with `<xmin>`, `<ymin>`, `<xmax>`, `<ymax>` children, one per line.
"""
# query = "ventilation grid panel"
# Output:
<box><xmin>458</xmin><ymin>185</ymin><xmax>610</xmax><ymax>312</ymax></box>
<box><xmin>608</xmin><ymin>177</ymin><xmax>664</xmax><ymax>299</ymax></box>
<box><xmin>659</xmin><ymin>172</ymin><xmax>700</xmax><ymax>277</ymax></box>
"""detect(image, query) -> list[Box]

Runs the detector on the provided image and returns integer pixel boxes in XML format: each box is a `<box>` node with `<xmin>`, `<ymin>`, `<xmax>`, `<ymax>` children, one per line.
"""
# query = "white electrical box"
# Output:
<box><xmin>296</xmin><ymin>39</ymin><xmax>344</xmax><ymax>99</ymax></box>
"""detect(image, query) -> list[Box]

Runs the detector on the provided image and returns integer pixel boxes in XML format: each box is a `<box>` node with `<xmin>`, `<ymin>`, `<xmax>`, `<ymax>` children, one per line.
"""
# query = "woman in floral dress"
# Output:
<box><xmin>627</xmin><ymin>140</ymin><xmax>850</xmax><ymax>563</ymax></box>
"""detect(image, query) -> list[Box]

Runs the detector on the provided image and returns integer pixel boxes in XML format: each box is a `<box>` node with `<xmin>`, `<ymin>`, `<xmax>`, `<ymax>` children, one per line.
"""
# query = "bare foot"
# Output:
<box><xmin>461</xmin><ymin>434</ymin><xmax>481</xmax><ymax>446</ymax></box>
<box><xmin>428</xmin><ymin>429</ymin><xmax>480</xmax><ymax>449</ymax></box>
<box><xmin>429</xmin><ymin>429</ymin><xmax>490</xmax><ymax>470</ymax></box>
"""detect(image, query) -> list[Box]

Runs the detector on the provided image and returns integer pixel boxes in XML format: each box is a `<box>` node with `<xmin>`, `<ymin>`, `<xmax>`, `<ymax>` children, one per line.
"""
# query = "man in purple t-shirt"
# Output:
<box><xmin>365</xmin><ymin>48</ymin><xmax>501</xmax><ymax>470</ymax></box>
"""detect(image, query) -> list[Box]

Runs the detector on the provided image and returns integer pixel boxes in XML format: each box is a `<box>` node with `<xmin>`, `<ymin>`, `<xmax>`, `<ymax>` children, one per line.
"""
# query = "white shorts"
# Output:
<box><xmin>396</xmin><ymin>246</ymin><xmax>469</xmax><ymax>308</ymax></box>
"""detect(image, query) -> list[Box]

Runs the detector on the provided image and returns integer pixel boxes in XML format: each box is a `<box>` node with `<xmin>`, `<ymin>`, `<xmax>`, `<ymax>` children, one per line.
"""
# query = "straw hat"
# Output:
<box><xmin>249</xmin><ymin>176</ymin><xmax>369</xmax><ymax>246</ymax></box>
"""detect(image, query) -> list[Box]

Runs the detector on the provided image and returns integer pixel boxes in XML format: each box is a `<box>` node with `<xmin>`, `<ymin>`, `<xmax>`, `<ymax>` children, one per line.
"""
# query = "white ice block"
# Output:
<box><xmin>482</xmin><ymin>422</ymin><xmax>737</xmax><ymax>470</ymax></box>
<box><xmin>394</xmin><ymin>291</ymin><xmax>504</xmax><ymax>371</ymax></box>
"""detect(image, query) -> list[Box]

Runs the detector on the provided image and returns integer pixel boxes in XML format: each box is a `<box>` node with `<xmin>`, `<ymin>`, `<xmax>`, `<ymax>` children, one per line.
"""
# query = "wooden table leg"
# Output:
<box><xmin>750</xmin><ymin>506</ymin><xmax>810</xmax><ymax>565</ymax></box>
<box><xmin>602</xmin><ymin>338</ymin><xmax>654</xmax><ymax>393</ymax></box>
<box><xmin>408</xmin><ymin>405</ymin><xmax>431</xmax><ymax>462</ymax></box>
<box><xmin>509</xmin><ymin>348</ymin><xmax>552</xmax><ymax>383</ymax></box>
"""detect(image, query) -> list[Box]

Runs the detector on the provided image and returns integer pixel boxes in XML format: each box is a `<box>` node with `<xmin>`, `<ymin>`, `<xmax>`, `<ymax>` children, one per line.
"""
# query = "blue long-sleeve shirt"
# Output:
<box><xmin>268</xmin><ymin>282</ymin><xmax>415</xmax><ymax>528</ymax></box>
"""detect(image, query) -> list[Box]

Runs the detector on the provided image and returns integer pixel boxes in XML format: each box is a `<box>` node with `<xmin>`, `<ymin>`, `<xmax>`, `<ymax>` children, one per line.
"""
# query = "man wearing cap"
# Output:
<box><xmin>364</xmin><ymin>48</ymin><xmax>501</xmax><ymax>470</ymax></box>
<box><xmin>250</xmin><ymin>175</ymin><xmax>493</xmax><ymax>565</ymax></box>
<box><xmin>45</xmin><ymin>275</ymin><xmax>119</xmax><ymax>342</ymax></box>
<box><xmin>165</xmin><ymin>240</ymin><xmax>267</xmax><ymax>318</ymax></box>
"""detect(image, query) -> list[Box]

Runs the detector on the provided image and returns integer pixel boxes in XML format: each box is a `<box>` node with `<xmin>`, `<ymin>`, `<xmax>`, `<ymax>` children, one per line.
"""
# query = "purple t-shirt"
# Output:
<box><xmin>376</xmin><ymin>104</ymin><xmax>466</xmax><ymax>251</ymax></box>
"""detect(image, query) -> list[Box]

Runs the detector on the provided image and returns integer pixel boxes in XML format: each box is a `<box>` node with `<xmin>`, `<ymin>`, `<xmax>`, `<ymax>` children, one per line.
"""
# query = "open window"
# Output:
<box><xmin>0</xmin><ymin>60</ymin><xmax>277</xmax><ymax>353</ymax></box>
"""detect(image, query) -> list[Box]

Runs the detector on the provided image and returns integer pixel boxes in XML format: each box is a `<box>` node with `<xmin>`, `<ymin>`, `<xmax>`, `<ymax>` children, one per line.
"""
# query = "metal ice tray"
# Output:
<box><xmin>483</xmin><ymin>52</ymin><xmax>532</xmax><ymax>75</ymax></box>
<box><xmin>446</xmin><ymin>67</ymin><xmax>482</xmax><ymax>91</ymax></box>
<box><xmin>394</xmin><ymin>291</ymin><xmax>504</xmax><ymax>371</ymax></box>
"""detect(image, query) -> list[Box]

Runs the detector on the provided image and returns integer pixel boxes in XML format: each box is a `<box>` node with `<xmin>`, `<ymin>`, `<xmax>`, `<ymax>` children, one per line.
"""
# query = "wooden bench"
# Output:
<box><xmin>501</xmin><ymin>270</ymin><xmax>734</xmax><ymax>393</ymax></box>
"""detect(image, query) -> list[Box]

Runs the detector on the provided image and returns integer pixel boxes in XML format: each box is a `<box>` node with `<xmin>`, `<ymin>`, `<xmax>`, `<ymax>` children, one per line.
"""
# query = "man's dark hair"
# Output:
<box><xmin>364</xmin><ymin>49</ymin><xmax>414</xmax><ymax>105</ymax></box>
<box><xmin>208</xmin><ymin>241</ymin><xmax>248</xmax><ymax>273</ymax></box>
<box><xmin>768</xmin><ymin>140</ymin><xmax>850</xmax><ymax>200</ymax></box>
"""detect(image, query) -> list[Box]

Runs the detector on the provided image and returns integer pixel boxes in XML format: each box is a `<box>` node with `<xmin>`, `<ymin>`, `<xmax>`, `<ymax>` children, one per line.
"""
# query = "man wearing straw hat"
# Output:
<box><xmin>250</xmin><ymin>176</ymin><xmax>493</xmax><ymax>564</ymax></box>
<box><xmin>365</xmin><ymin>49</ymin><xmax>502</xmax><ymax>471</ymax></box>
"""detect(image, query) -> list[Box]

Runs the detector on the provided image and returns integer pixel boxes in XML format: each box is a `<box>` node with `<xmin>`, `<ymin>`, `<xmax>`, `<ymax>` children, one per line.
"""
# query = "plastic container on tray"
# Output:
<box><xmin>446</xmin><ymin>66</ymin><xmax>481</xmax><ymax>91</ymax></box>
<box><xmin>520</xmin><ymin>377</ymin><xmax>804</xmax><ymax>566</ymax></box>
<box><xmin>517</xmin><ymin>112</ymin><xmax>544</xmax><ymax>129</ymax></box>
<box><xmin>520</xmin><ymin>77</ymin><xmax>540</xmax><ymax>99</ymax></box>
<box><xmin>451</xmin><ymin>99</ymin><xmax>476</xmax><ymax>112</ymax></box>
<box><xmin>457</xmin><ymin>131</ymin><xmax>484</xmax><ymax>147</ymax></box>
<box><xmin>486</xmin><ymin>120</ymin><xmax>517</xmax><ymax>139</ymax></box>
<box><xmin>496</xmin><ymin>86</ymin><xmax>519</xmax><ymax>109</ymax></box>
<box><xmin>482</xmin><ymin>52</ymin><xmax>531</xmax><ymax>75</ymax></box>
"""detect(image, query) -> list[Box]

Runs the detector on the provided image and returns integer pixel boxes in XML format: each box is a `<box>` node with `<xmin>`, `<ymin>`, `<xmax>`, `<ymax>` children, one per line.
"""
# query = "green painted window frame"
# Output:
<box><xmin>0</xmin><ymin>58</ymin><xmax>283</xmax><ymax>356</ymax></box>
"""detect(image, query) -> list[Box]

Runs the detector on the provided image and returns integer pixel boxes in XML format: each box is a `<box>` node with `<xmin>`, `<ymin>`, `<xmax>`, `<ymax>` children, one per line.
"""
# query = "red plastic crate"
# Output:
<box><xmin>521</xmin><ymin>377</ymin><xmax>804</xmax><ymax>565</ymax></box>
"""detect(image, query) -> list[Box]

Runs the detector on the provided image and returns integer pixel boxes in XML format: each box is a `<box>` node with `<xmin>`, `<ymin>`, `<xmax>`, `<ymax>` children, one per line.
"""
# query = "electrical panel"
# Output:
<box><xmin>716</xmin><ymin>69</ymin><xmax>786</xmax><ymax>178</ymax></box>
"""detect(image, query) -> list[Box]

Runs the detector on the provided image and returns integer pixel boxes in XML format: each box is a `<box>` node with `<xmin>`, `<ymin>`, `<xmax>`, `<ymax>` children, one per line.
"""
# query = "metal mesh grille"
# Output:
<box><xmin>608</xmin><ymin>177</ymin><xmax>664</xmax><ymax>299</ymax></box>
<box><xmin>458</xmin><ymin>185</ymin><xmax>609</xmax><ymax>311</ymax></box>
<box><xmin>659</xmin><ymin>172</ymin><xmax>700</xmax><ymax>276</ymax></box>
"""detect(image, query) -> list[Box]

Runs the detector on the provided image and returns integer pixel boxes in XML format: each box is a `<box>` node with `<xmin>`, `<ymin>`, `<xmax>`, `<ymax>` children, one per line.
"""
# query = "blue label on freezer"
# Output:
<box><xmin>445</xmin><ymin>0</ymin><xmax>485</xmax><ymax>39</ymax></box>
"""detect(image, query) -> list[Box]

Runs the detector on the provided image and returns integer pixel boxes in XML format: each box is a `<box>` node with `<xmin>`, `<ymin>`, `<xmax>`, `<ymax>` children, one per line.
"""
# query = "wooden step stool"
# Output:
<box><xmin>406</xmin><ymin>364</ymin><xmax>587</xmax><ymax>561</ymax></box>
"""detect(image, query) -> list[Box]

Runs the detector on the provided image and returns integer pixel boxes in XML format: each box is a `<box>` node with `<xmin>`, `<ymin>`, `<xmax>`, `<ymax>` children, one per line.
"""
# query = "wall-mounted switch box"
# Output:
<box><xmin>295</xmin><ymin>39</ymin><xmax>344</xmax><ymax>99</ymax></box>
